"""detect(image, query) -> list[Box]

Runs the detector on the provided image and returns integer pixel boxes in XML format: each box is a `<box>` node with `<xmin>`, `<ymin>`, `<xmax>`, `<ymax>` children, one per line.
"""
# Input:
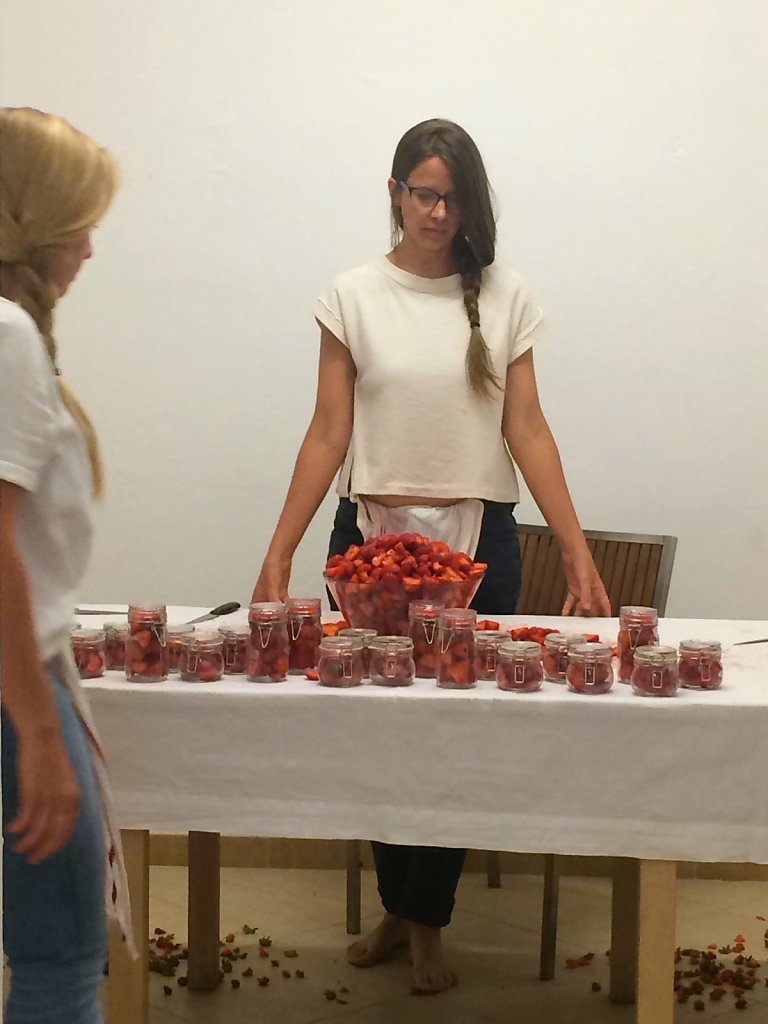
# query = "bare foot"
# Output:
<box><xmin>347</xmin><ymin>913</ymin><xmax>409</xmax><ymax>968</ymax></box>
<box><xmin>409</xmin><ymin>922</ymin><xmax>458</xmax><ymax>995</ymax></box>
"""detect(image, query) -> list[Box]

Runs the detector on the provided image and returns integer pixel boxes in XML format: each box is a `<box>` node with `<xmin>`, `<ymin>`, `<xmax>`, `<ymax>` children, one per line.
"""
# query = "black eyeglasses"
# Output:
<box><xmin>399</xmin><ymin>181</ymin><xmax>459</xmax><ymax>214</ymax></box>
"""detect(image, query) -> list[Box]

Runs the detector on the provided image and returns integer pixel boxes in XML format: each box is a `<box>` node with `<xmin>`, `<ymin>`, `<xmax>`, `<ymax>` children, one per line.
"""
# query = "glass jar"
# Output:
<box><xmin>103</xmin><ymin>621</ymin><xmax>129</xmax><ymax>671</ymax></box>
<box><xmin>317</xmin><ymin>636</ymin><xmax>364</xmax><ymax>687</ymax></box>
<box><xmin>71</xmin><ymin>628</ymin><xmax>105</xmax><ymax>679</ymax></box>
<box><xmin>368</xmin><ymin>636</ymin><xmax>415</xmax><ymax>687</ymax></box>
<box><xmin>631</xmin><ymin>645</ymin><xmax>679</xmax><ymax>697</ymax></box>
<box><xmin>408</xmin><ymin>601</ymin><xmax>444</xmax><ymax>679</ymax></box>
<box><xmin>496</xmin><ymin>640</ymin><xmax>543</xmax><ymax>693</ymax></box>
<box><xmin>218</xmin><ymin>626</ymin><xmax>250</xmax><ymax>675</ymax></box>
<box><xmin>246</xmin><ymin>602</ymin><xmax>289</xmax><ymax>682</ymax></box>
<box><xmin>542</xmin><ymin>632</ymin><xmax>587</xmax><ymax>683</ymax></box>
<box><xmin>178</xmin><ymin>631</ymin><xmax>224</xmax><ymax>682</ymax></box>
<box><xmin>126</xmin><ymin>603</ymin><xmax>168</xmax><ymax>682</ymax></box>
<box><xmin>566</xmin><ymin>642</ymin><xmax>614</xmax><ymax>695</ymax></box>
<box><xmin>168</xmin><ymin>624</ymin><xmax>195</xmax><ymax>673</ymax></box>
<box><xmin>475</xmin><ymin>630</ymin><xmax>506</xmax><ymax>681</ymax></box>
<box><xmin>617</xmin><ymin>606</ymin><xmax>659</xmax><ymax>683</ymax></box>
<box><xmin>437</xmin><ymin>608</ymin><xmax>477</xmax><ymax>689</ymax></box>
<box><xmin>338</xmin><ymin>627</ymin><xmax>378</xmax><ymax>675</ymax></box>
<box><xmin>678</xmin><ymin>640</ymin><xmax>723</xmax><ymax>691</ymax></box>
<box><xmin>287</xmin><ymin>598</ymin><xmax>322</xmax><ymax>675</ymax></box>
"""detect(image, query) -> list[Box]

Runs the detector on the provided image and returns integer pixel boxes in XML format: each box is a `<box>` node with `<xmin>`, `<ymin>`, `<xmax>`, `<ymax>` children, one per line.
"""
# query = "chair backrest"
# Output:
<box><xmin>515</xmin><ymin>525</ymin><xmax>677</xmax><ymax>616</ymax></box>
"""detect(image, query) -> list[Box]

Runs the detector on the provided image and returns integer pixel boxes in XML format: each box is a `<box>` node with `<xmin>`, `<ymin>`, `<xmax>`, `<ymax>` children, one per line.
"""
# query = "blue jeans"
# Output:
<box><xmin>2</xmin><ymin>673</ymin><xmax>107</xmax><ymax>1023</ymax></box>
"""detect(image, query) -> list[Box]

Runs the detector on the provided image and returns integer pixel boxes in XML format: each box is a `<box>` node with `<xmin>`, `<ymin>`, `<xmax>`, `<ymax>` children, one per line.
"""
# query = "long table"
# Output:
<box><xmin>82</xmin><ymin>607</ymin><xmax>768</xmax><ymax>1023</ymax></box>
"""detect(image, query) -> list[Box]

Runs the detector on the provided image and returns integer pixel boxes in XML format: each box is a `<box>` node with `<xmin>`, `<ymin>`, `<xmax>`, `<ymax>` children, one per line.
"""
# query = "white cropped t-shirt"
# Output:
<box><xmin>313</xmin><ymin>255</ymin><xmax>544</xmax><ymax>503</ymax></box>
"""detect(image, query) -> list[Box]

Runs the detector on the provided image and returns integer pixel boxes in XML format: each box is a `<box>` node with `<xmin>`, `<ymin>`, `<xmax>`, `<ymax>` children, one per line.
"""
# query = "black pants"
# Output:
<box><xmin>328</xmin><ymin>497</ymin><xmax>523</xmax><ymax>927</ymax></box>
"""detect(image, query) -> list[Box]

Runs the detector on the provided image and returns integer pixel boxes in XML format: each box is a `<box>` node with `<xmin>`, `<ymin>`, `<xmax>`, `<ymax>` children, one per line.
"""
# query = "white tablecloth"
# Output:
<box><xmin>82</xmin><ymin>608</ymin><xmax>768</xmax><ymax>864</ymax></box>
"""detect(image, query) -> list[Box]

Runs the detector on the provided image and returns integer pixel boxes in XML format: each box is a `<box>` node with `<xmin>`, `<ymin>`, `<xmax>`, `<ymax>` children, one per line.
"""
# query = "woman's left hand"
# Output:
<box><xmin>561</xmin><ymin>547</ymin><xmax>611</xmax><ymax>616</ymax></box>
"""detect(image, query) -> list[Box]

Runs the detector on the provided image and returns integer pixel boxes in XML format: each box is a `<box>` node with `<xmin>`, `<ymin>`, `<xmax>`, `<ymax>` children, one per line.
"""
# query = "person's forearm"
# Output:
<box><xmin>266</xmin><ymin>426</ymin><xmax>349</xmax><ymax>560</ymax></box>
<box><xmin>0</xmin><ymin>535</ymin><xmax>60</xmax><ymax>739</ymax></box>
<box><xmin>506</xmin><ymin>421</ymin><xmax>589</xmax><ymax>555</ymax></box>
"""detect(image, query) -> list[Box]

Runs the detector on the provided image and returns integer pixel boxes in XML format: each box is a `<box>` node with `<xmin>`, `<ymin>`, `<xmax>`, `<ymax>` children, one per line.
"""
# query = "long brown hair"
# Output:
<box><xmin>0</xmin><ymin>107</ymin><xmax>119</xmax><ymax>495</ymax></box>
<box><xmin>390</xmin><ymin>118</ymin><xmax>499</xmax><ymax>398</ymax></box>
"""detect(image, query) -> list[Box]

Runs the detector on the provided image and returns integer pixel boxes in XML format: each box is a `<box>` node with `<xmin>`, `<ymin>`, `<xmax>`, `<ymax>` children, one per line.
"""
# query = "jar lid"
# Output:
<box><xmin>570</xmin><ymin>641</ymin><xmax>613</xmax><ymax>659</ymax></box>
<box><xmin>249</xmin><ymin>601</ymin><xmax>286</xmax><ymax>620</ymax></box>
<box><xmin>218</xmin><ymin>626</ymin><xmax>250</xmax><ymax>639</ymax></box>
<box><xmin>182</xmin><ymin>630</ymin><xmax>222</xmax><ymax>650</ymax></box>
<box><xmin>679</xmin><ymin>639</ymin><xmax>721</xmax><ymax>655</ymax></box>
<box><xmin>544</xmin><ymin>631</ymin><xmax>587</xmax><ymax>649</ymax></box>
<box><xmin>338</xmin><ymin>627</ymin><xmax>378</xmax><ymax>641</ymax></box>
<box><xmin>368</xmin><ymin>636</ymin><xmax>414</xmax><ymax>655</ymax></box>
<box><xmin>439</xmin><ymin>608</ymin><xmax>477</xmax><ymax>626</ymax></box>
<box><xmin>128</xmin><ymin>603</ymin><xmax>167</xmax><ymax>621</ymax></box>
<box><xmin>619</xmin><ymin>605</ymin><xmax>658</xmax><ymax>620</ymax></box>
<box><xmin>286</xmin><ymin>597</ymin><xmax>322</xmax><ymax>613</ymax></box>
<box><xmin>409</xmin><ymin>601</ymin><xmax>445</xmax><ymax>618</ymax></box>
<box><xmin>168</xmin><ymin>623</ymin><xmax>195</xmax><ymax>637</ymax></box>
<box><xmin>499</xmin><ymin>640</ymin><xmax>541</xmax><ymax>657</ymax></box>
<box><xmin>320</xmin><ymin>636</ymin><xmax>364</xmax><ymax>653</ymax></box>
<box><xmin>475</xmin><ymin>630</ymin><xmax>505</xmax><ymax>644</ymax></box>
<box><xmin>633</xmin><ymin>644</ymin><xmax>677</xmax><ymax>664</ymax></box>
<box><xmin>71</xmin><ymin>627</ymin><xmax>105</xmax><ymax>641</ymax></box>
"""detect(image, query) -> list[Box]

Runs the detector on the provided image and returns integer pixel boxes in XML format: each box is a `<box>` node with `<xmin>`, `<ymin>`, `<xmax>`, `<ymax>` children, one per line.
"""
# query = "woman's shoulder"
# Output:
<box><xmin>482</xmin><ymin>263</ymin><xmax>531</xmax><ymax>294</ymax></box>
<box><xmin>323</xmin><ymin>259</ymin><xmax>387</xmax><ymax>295</ymax></box>
<box><xmin>0</xmin><ymin>298</ymin><xmax>49</xmax><ymax>367</ymax></box>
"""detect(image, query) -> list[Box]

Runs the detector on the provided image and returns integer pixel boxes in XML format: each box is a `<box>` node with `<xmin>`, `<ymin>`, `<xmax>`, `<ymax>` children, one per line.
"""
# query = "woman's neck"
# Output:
<box><xmin>388</xmin><ymin>237</ymin><xmax>457</xmax><ymax>279</ymax></box>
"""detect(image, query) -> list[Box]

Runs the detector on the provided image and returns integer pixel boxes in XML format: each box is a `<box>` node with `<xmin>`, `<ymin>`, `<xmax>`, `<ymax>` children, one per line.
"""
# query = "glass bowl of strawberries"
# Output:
<box><xmin>324</xmin><ymin>533</ymin><xmax>486</xmax><ymax>636</ymax></box>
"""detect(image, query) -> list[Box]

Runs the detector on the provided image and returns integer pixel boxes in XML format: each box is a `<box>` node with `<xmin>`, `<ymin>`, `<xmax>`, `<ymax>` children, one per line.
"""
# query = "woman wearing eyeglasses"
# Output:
<box><xmin>253</xmin><ymin>118</ymin><xmax>609</xmax><ymax>994</ymax></box>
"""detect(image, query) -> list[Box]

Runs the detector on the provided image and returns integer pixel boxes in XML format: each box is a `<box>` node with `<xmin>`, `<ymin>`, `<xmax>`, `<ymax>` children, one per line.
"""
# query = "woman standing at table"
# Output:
<box><xmin>0</xmin><ymin>108</ymin><xmax>133</xmax><ymax>1023</ymax></box>
<box><xmin>253</xmin><ymin>118</ymin><xmax>610</xmax><ymax>994</ymax></box>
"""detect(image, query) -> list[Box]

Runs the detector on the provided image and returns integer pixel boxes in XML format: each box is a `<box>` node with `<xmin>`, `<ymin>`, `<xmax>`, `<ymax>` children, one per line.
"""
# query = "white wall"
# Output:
<box><xmin>2</xmin><ymin>0</ymin><xmax>766</xmax><ymax>618</ymax></box>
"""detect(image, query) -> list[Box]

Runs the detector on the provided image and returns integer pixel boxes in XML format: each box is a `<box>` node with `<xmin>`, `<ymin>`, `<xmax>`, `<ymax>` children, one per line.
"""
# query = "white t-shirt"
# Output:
<box><xmin>0</xmin><ymin>298</ymin><xmax>93</xmax><ymax>661</ymax></box>
<box><xmin>314</xmin><ymin>255</ymin><xmax>544</xmax><ymax>503</ymax></box>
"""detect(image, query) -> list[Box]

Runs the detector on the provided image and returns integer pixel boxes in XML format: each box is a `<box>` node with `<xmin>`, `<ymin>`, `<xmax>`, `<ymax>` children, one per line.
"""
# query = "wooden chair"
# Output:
<box><xmin>345</xmin><ymin>527</ymin><xmax>677</xmax><ymax>957</ymax></box>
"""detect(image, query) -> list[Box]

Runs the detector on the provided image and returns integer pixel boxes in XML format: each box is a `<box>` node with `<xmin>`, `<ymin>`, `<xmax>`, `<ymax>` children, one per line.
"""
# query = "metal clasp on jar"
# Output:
<box><xmin>257</xmin><ymin>624</ymin><xmax>273</xmax><ymax>649</ymax></box>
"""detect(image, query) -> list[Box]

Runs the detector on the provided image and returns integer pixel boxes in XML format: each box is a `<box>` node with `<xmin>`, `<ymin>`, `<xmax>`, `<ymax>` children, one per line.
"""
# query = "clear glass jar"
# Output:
<box><xmin>247</xmin><ymin>602</ymin><xmax>289</xmax><ymax>682</ymax></box>
<box><xmin>617</xmin><ymin>606</ymin><xmax>659</xmax><ymax>683</ymax></box>
<box><xmin>218</xmin><ymin>626</ymin><xmax>250</xmax><ymax>675</ymax></box>
<box><xmin>71</xmin><ymin>628</ymin><xmax>105</xmax><ymax>679</ymax></box>
<box><xmin>368</xmin><ymin>636</ymin><xmax>415</xmax><ymax>687</ymax></box>
<box><xmin>178</xmin><ymin>631</ymin><xmax>224</xmax><ymax>682</ymax></box>
<box><xmin>631</xmin><ymin>645</ymin><xmax>679</xmax><ymax>697</ymax></box>
<box><xmin>496</xmin><ymin>640</ymin><xmax>543</xmax><ymax>693</ymax></box>
<box><xmin>475</xmin><ymin>630</ymin><xmax>506</xmax><ymax>681</ymax></box>
<box><xmin>168</xmin><ymin>623</ymin><xmax>195</xmax><ymax>673</ymax></box>
<box><xmin>437</xmin><ymin>608</ymin><xmax>477</xmax><ymax>689</ymax></box>
<box><xmin>338</xmin><ymin>627</ymin><xmax>378</xmax><ymax>675</ymax></box>
<box><xmin>317</xmin><ymin>636</ymin><xmax>364</xmax><ymax>687</ymax></box>
<box><xmin>566</xmin><ymin>642</ymin><xmax>614</xmax><ymax>695</ymax></box>
<box><xmin>678</xmin><ymin>640</ymin><xmax>723</xmax><ymax>691</ymax></box>
<box><xmin>126</xmin><ymin>603</ymin><xmax>168</xmax><ymax>682</ymax></box>
<box><xmin>542</xmin><ymin>632</ymin><xmax>587</xmax><ymax>683</ymax></box>
<box><xmin>408</xmin><ymin>601</ymin><xmax>444</xmax><ymax>679</ymax></box>
<box><xmin>103</xmin><ymin>621</ymin><xmax>129</xmax><ymax>671</ymax></box>
<box><xmin>287</xmin><ymin>598</ymin><xmax>322</xmax><ymax>675</ymax></box>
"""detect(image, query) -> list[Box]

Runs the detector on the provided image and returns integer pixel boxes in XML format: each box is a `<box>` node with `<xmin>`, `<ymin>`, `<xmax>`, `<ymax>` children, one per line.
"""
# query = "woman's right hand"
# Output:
<box><xmin>6</xmin><ymin>730</ymin><xmax>80</xmax><ymax>864</ymax></box>
<box><xmin>251</xmin><ymin>553</ymin><xmax>292</xmax><ymax>604</ymax></box>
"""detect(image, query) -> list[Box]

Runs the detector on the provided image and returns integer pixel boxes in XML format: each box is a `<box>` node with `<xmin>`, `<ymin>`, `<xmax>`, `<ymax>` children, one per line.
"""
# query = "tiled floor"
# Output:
<box><xmin>140</xmin><ymin>867</ymin><xmax>768</xmax><ymax>1023</ymax></box>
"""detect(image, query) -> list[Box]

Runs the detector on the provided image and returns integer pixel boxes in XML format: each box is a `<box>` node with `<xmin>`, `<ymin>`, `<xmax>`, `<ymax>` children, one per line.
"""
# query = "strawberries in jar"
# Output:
<box><xmin>678</xmin><ymin>640</ymin><xmax>723</xmax><ymax>690</ymax></box>
<box><xmin>179</xmin><ymin>632</ymin><xmax>224</xmax><ymax>682</ymax></box>
<box><xmin>337</xmin><ymin>627</ymin><xmax>378</xmax><ymax>676</ymax></box>
<box><xmin>617</xmin><ymin>606</ymin><xmax>659</xmax><ymax>683</ymax></box>
<box><xmin>408</xmin><ymin>601</ymin><xmax>443</xmax><ymax>679</ymax></box>
<box><xmin>542</xmin><ymin>632</ymin><xmax>587</xmax><ymax>683</ymax></box>
<box><xmin>496</xmin><ymin>640</ymin><xmax>543</xmax><ymax>693</ymax></box>
<box><xmin>368</xmin><ymin>636</ymin><xmax>415</xmax><ymax>687</ymax></box>
<box><xmin>219</xmin><ymin>627</ymin><xmax>250</xmax><ymax>674</ymax></box>
<box><xmin>126</xmin><ymin>604</ymin><xmax>168</xmax><ymax>683</ymax></box>
<box><xmin>103</xmin><ymin>621</ymin><xmax>129</xmax><ymax>671</ymax></box>
<box><xmin>247</xmin><ymin>602</ymin><xmax>289</xmax><ymax>683</ymax></box>
<box><xmin>631</xmin><ymin>645</ymin><xmax>679</xmax><ymax>697</ymax></box>
<box><xmin>287</xmin><ymin>598</ymin><xmax>322</xmax><ymax>675</ymax></box>
<box><xmin>317</xmin><ymin>637</ymin><xmax>364</xmax><ymax>687</ymax></box>
<box><xmin>71</xmin><ymin>628</ymin><xmax>106</xmax><ymax>679</ymax></box>
<box><xmin>168</xmin><ymin>624</ymin><xmax>195</xmax><ymax>673</ymax></box>
<box><xmin>475</xmin><ymin>630</ymin><xmax>506</xmax><ymax>681</ymax></box>
<box><xmin>437</xmin><ymin>608</ymin><xmax>477</xmax><ymax>689</ymax></box>
<box><xmin>566</xmin><ymin>642</ymin><xmax>614</xmax><ymax>695</ymax></box>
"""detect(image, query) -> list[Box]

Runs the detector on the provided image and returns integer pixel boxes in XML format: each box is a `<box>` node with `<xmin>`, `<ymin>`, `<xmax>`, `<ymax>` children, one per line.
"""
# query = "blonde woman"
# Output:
<box><xmin>0</xmin><ymin>108</ymin><xmax>132</xmax><ymax>1023</ymax></box>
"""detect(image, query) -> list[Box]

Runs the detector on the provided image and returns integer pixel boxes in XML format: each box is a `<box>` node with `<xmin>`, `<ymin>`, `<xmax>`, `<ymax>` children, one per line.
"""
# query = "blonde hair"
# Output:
<box><xmin>0</xmin><ymin>107</ymin><xmax>119</xmax><ymax>496</ymax></box>
<box><xmin>390</xmin><ymin>119</ymin><xmax>500</xmax><ymax>399</ymax></box>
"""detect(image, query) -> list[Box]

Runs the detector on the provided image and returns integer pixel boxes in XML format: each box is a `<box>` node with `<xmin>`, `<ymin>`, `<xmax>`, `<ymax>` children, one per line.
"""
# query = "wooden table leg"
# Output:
<box><xmin>636</xmin><ymin>860</ymin><xmax>677</xmax><ymax>1024</ymax></box>
<box><xmin>187</xmin><ymin>831</ymin><xmax>221</xmax><ymax>990</ymax></box>
<box><xmin>609</xmin><ymin>858</ymin><xmax>640</xmax><ymax>1003</ymax></box>
<box><xmin>107</xmin><ymin>829</ymin><xmax>149</xmax><ymax>1024</ymax></box>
